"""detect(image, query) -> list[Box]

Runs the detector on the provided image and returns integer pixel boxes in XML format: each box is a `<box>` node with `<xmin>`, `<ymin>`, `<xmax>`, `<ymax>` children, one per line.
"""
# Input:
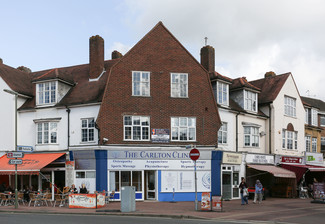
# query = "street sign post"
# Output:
<box><xmin>17</xmin><ymin>145</ymin><xmax>33</xmax><ymax>152</ymax></box>
<box><xmin>7</xmin><ymin>152</ymin><xmax>24</xmax><ymax>158</ymax></box>
<box><xmin>8</xmin><ymin>159</ymin><xmax>23</xmax><ymax>165</ymax></box>
<box><xmin>189</xmin><ymin>148</ymin><xmax>200</xmax><ymax>211</ymax></box>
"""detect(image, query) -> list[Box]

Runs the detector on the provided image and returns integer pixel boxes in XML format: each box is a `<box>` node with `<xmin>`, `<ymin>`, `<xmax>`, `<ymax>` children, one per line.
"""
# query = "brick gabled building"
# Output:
<box><xmin>96</xmin><ymin>22</ymin><xmax>220</xmax><ymax>146</ymax></box>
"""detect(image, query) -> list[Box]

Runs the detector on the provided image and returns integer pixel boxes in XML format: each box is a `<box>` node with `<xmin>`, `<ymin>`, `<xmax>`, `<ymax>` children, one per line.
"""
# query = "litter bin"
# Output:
<box><xmin>121</xmin><ymin>186</ymin><xmax>136</xmax><ymax>212</ymax></box>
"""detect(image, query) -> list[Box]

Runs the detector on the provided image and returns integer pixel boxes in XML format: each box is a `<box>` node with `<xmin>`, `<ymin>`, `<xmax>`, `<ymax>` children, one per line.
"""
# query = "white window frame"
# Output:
<box><xmin>171</xmin><ymin>117</ymin><xmax>196</xmax><ymax>141</ymax></box>
<box><xmin>320</xmin><ymin>115</ymin><xmax>325</xmax><ymax>127</ymax></box>
<box><xmin>244</xmin><ymin>90</ymin><xmax>257</xmax><ymax>112</ymax></box>
<box><xmin>284</xmin><ymin>96</ymin><xmax>296</xmax><ymax>117</ymax></box>
<box><xmin>36</xmin><ymin>81</ymin><xmax>57</xmax><ymax>105</ymax></box>
<box><xmin>243</xmin><ymin>126</ymin><xmax>259</xmax><ymax>147</ymax></box>
<box><xmin>311</xmin><ymin>109</ymin><xmax>318</xmax><ymax>126</ymax></box>
<box><xmin>305</xmin><ymin>136</ymin><xmax>311</xmax><ymax>152</ymax></box>
<box><xmin>217</xmin><ymin>81</ymin><xmax>229</xmax><ymax>106</ymax></box>
<box><xmin>36</xmin><ymin>122</ymin><xmax>58</xmax><ymax>144</ymax></box>
<box><xmin>305</xmin><ymin>109</ymin><xmax>308</xmax><ymax>124</ymax></box>
<box><xmin>171</xmin><ymin>73</ymin><xmax>188</xmax><ymax>98</ymax></box>
<box><xmin>123</xmin><ymin>116</ymin><xmax>150</xmax><ymax>141</ymax></box>
<box><xmin>218</xmin><ymin>122</ymin><xmax>228</xmax><ymax>144</ymax></box>
<box><xmin>282</xmin><ymin>130</ymin><xmax>297</xmax><ymax>150</ymax></box>
<box><xmin>312</xmin><ymin>137</ymin><xmax>317</xmax><ymax>153</ymax></box>
<box><xmin>81</xmin><ymin>118</ymin><xmax>95</xmax><ymax>143</ymax></box>
<box><xmin>132</xmin><ymin>71</ymin><xmax>150</xmax><ymax>97</ymax></box>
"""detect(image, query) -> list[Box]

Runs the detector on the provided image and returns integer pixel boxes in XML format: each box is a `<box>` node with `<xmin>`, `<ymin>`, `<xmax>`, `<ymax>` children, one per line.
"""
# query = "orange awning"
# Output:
<box><xmin>0</xmin><ymin>153</ymin><xmax>65</xmax><ymax>175</ymax></box>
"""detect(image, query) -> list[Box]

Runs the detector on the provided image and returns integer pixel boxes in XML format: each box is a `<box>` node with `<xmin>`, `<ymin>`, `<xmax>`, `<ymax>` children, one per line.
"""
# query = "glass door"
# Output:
<box><xmin>145</xmin><ymin>171</ymin><xmax>156</xmax><ymax>200</ymax></box>
<box><xmin>222</xmin><ymin>172</ymin><xmax>232</xmax><ymax>200</ymax></box>
<box><xmin>232</xmin><ymin>172</ymin><xmax>239</xmax><ymax>198</ymax></box>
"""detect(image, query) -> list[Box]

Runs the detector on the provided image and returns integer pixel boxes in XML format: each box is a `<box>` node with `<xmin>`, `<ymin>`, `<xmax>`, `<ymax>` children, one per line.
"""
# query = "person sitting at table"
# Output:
<box><xmin>69</xmin><ymin>184</ymin><xmax>78</xmax><ymax>194</ymax></box>
<box><xmin>79</xmin><ymin>184</ymin><xmax>88</xmax><ymax>194</ymax></box>
<box><xmin>6</xmin><ymin>185</ymin><xmax>13</xmax><ymax>193</ymax></box>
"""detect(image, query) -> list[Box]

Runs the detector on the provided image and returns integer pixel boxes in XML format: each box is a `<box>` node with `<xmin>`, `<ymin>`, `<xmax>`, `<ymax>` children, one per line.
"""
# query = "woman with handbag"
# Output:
<box><xmin>239</xmin><ymin>177</ymin><xmax>248</xmax><ymax>205</ymax></box>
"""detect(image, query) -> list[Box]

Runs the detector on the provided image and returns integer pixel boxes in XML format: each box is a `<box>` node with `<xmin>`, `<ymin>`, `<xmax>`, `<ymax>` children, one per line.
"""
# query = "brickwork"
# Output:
<box><xmin>97</xmin><ymin>22</ymin><xmax>221</xmax><ymax>146</ymax></box>
<box><xmin>89</xmin><ymin>35</ymin><xmax>104</xmax><ymax>79</ymax></box>
<box><xmin>200</xmin><ymin>45</ymin><xmax>215</xmax><ymax>73</ymax></box>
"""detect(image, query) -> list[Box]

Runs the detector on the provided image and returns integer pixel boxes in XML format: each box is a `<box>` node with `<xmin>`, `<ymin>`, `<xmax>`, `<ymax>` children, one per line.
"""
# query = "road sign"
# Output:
<box><xmin>17</xmin><ymin>145</ymin><xmax>33</xmax><ymax>152</ymax></box>
<box><xmin>7</xmin><ymin>152</ymin><xmax>24</xmax><ymax>158</ymax></box>
<box><xmin>189</xmin><ymin>148</ymin><xmax>200</xmax><ymax>161</ymax></box>
<box><xmin>8</xmin><ymin>159</ymin><xmax>23</xmax><ymax>165</ymax></box>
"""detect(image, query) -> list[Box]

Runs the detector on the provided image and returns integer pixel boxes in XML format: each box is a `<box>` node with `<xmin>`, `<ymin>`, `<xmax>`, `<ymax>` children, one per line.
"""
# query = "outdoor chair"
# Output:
<box><xmin>0</xmin><ymin>193</ymin><xmax>10</xmax><ymax>206</ymax></box>
<box><xmin>28</xmin><ymin>193</ymin><xmax>38</xmax><ymax>207</ymax></box>
<box><xmin>17</xmin><ymin>192</ymin><xmax>25</xmax><ymax>205</ymax></box>
<box><xmin>53</xmin><ymin>194</ymin><xmax>65</xmax><ymax>207</ymax></box>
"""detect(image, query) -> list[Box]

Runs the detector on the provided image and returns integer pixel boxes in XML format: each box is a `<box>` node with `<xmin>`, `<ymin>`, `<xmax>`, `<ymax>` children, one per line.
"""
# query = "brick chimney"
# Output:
<box><xmin>89</xmin><ymin>35</ymin><xmax>104</xmax><ymax>79</ymax></box>
<box><xmin>17</xmin><ymin>66</ymin><xmax>31</xmax><ymax>73</ymax></box>
<box><xmin>0</xmin><ymin>58</ymin><xmax>3</xmax><ymax>65</ymax></box>
<box><xmin>265</xmin><ymin>71</ymin><xmax>276</xmax><ymax>78</ymax></box>
<box><xmin>112</xmin><ymin>50</ymin><xmax>123</xmax><ymax>59</ymax></box>
<box><xmin>200</xmin><ymin>45</ymin><xmax>215</xmax><ymax>73</ymax></box>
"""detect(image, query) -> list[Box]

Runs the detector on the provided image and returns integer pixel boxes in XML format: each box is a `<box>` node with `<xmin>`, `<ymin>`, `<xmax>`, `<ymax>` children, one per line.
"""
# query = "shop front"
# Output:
<box><xmin>280</xmin><ymin>153</ymin><xmax>325</xmax><ymax>190</ymax></box>
<box><xmin>0</xmin><ymin>152</ymin><xmax>66</xmax><ymax>199</ymax></box>
<box><xmin>220</xmin><ymin>152</ymin><xmax>243</xmax><ymax>200</ymax></box>
<box><xmin>246</xmin><ymin>153</ymin><xmax>296</xmax><ymax>198</ymax></box>
<box><xmin>107</xmin><ymin>149</ymin><xmax>212</xmax><ymax>201</ymax></box>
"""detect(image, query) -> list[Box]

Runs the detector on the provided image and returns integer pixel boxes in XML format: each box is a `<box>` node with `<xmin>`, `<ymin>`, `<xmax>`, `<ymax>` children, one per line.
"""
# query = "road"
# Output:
<box><xmin>0</xmin><ymin>213</ymin><xmax>279</xmax><ymax>224</ymax></box>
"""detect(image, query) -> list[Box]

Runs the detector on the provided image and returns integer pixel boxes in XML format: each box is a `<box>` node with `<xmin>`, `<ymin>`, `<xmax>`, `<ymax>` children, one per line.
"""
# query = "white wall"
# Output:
<box><xmin>18</xmin><ymin>104</ymin><xmax>100</xmax><ymax>151</ymax></box>
<box><xmin>272</xmin><ymin>74</ymin><xmax>305</xmax><ymax>156</ymax></box>
<box><xmin>69</xmin><ymin>104</ymin><xmax>100</xmax><ymax>146</ymax></box>
<box><xmin>237</xmin><ymin>114</ymin><xmax>268</xmax><ymax>154</ymax></box>
<box><xmin>0</xmin><ymin>78</ymin><xmax>15</xmax><ymax>152</ymax></box>
<box><xmin>217</xmin><ymin>108</ymin><xmax>235</xmax><ymax>152</ymax></box>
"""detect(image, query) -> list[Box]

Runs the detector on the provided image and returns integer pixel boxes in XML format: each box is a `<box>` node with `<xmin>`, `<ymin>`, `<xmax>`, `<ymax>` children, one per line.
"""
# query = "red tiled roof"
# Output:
<box><xmin>0</xmin><ymin>63</ymin><xmax>33</xmax><ymax>96</ymax></box>
<box><xmin>19</xmin><ymin>59</ymin><xmax>119</xmax><ymax>110</ymax></box>
<box><xmin>230</xmin><ymin>77</ymin><xmax>261</xmax><ymax>92</ymax></box>
<box><xmin>210</xmin><ymin>71</ymin><xmax>233</xmax><ymax>83</ymax></box>
<box><xmin>249</xmin><ymin>73</ymin><xmax>290</xmax><ymax>104</ymax></box>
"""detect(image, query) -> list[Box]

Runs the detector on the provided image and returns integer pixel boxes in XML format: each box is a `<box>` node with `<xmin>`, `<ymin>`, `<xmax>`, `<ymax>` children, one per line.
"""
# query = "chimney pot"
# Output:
<box><xmin>200</xmin><ymin>45</ymin><xmax>215</xmax><ymax>73</ymax></box>
<box><xmin>112</xmin><ymin>50</ymin><xmax>123</xmax><ymax>59</ymax></box>
<box><xmin>0</xmin><ymin>58</ymin><xmax>3</xmax><ymax>64</ymax></box>
<box><xmin>89</xmin><ymin>35</ymin><xmax>104</xmax><ymax>79</ymax></box>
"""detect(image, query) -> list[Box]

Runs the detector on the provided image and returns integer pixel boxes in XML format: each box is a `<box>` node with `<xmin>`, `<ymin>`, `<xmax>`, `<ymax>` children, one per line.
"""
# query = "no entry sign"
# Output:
<box><xmin>189</xmin><ymin>148</ymin><xmax>200</xmax><ymax>161</ymax></box>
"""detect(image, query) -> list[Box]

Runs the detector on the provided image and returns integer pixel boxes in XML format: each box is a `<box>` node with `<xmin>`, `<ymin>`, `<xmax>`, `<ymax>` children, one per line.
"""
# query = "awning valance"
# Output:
<box><xmin>248</xmin><ymin>164</ymin><xmax>296</xmax><ymax>179</ymax></box>
<box><xmin>281</xmin><ymin>164</ymin><xmax>325</xmax><ymax>182</ymax></box>
<box><xmin>0</xmin><ymin>153</ymin><xmax>65</xmax><ymax>175</ymax></box>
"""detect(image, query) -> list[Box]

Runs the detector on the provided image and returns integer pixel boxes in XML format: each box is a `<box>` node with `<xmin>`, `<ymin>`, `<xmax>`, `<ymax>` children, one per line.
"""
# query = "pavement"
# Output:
<box><xmin>1</xmin><ymin>197</ymin><xmax>325</xmax><ymax>223</ymax></box>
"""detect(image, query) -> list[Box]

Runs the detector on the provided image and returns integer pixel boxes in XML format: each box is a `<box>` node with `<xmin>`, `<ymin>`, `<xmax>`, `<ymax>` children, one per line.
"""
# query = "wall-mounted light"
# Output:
<box><xmin>260</xmin><ymin>131</ymin><xmax>266</xmax><ymax>136</ymax></box>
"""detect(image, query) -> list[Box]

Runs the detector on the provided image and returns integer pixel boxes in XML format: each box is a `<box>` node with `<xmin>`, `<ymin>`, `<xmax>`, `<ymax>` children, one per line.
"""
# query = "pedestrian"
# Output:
<box><xmin>239</xmin><ymin>177</ymin><xmax>248</xmax><ymax>205</ymax></box>
<box><xmin>254</xmin><ymin>180</ymin><xmax>263</xmax><ymax>204</ymax></box>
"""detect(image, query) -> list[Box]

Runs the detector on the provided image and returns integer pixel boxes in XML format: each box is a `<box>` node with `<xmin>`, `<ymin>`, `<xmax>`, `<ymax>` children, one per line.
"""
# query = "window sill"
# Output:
<box><xmin>123</xmin><ymin>139</ymin><xmax>151</xmax><ymax>142</ymax></box>
<box><xmin>80</xmin><ymin>141</ymin><xmax>96</xmax><ymax>144</ymax></box>
<box><xmin>131</xmin><ymin>95</ymin><xmax>151</xmax><ymax>98</ymax></box>
<box><xmin>284</xmin><ymin>114</ymin><xmax>297</xmax><ymax>119</ymax></box>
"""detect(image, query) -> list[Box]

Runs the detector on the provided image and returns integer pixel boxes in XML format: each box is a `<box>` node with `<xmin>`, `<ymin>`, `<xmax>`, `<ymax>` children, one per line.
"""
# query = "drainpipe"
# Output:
<box><xmin>269</xmin><ymin>104</ymin><xmax>272</xmax><ymax>154</ymax></box>
<box><xmin>66</xmin><ymin>107</ymin><xmax>71</xmax><ymax>148</ymax></box>
<box><xmin>236</xmin><ymin>112</ymin><xmax>240</xmax><ymax>152</ymax></box>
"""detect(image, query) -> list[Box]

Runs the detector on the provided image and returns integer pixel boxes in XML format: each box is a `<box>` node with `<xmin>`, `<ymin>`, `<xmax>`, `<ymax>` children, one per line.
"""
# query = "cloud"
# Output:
<box><xmin>122</xmin><ymin>0</ymin><xmax>325</xmax><ymax>101</ymax></box>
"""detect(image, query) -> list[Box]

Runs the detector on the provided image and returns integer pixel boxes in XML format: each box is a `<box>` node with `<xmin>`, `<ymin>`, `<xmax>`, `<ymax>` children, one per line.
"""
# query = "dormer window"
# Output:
<box><xmin>36</xmin><ymin>81</ymin><xmax>57</xmax><ymax>105</ymax></box>
<box><xmin>217</xmin><ymin>81</ymin><xmax>228</xmax><ymax>106</ymax></box>
<box><xmin>244</xmin><ymin>90</ymin><xmax>257</xmax><ymax>112</ymax></box>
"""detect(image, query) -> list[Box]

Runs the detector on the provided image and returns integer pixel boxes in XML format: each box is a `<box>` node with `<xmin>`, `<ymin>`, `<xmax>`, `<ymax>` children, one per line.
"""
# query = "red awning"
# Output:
<box><xmin>248</xmin><ymin>164</ymin><xmax>296</xmax><ymax>178</ymax></box>
<box><xmin>281</xmin><ymin>164</ymin><xmax>325</xmax><ymax>182</ymax></box>
<box><xmin>0</xmin><ymin>153</ymin><xmax>65</xmax><ymax>175</ymax></box>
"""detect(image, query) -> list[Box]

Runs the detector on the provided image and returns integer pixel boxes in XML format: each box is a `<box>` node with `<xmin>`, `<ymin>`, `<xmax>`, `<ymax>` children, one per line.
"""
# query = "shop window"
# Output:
<box><xmin>110</xmin><ymin>171</ymin><xmax>142</xmax><ymax>192</ymax></box>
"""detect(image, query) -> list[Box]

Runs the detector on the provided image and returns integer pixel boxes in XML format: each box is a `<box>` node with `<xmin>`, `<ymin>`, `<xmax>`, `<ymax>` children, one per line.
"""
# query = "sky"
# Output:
<box><xmin>1</xmin><ymin>0</ymin><xmax>324</xmax><ymax>101</ymax></box>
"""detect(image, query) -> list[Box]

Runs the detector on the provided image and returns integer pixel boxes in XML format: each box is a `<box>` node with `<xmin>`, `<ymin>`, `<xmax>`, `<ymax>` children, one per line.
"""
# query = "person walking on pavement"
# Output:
<box><xmin>254</xmin><ymin>180</ymin><xmax>263</xmax><ymax>204</ymax></box>
<box><xmin>239</xmin><ymin>177</ymin><xmax>248</xmax><ymax>205</ymax></box>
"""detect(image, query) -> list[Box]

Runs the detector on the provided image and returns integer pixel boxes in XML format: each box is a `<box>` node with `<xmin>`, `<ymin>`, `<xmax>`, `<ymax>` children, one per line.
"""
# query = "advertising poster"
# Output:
<box><xmin>212</xmin><ymin>196</ymin><xmax>222</xmax><ymax>211</ymax></box>
<box><xmin>69</xmin><ymin>193</ymin><xmax>105</xmax><ymax>209</ymax></box>
<box><xmin>201</xmin><ymin>192</ymin><xmax>211</xmax><ymax>211</ymax></box>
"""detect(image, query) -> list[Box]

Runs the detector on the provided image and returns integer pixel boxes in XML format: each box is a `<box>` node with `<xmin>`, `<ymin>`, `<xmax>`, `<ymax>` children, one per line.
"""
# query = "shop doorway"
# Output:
<box><xmin>145</xmin><ymin>170</ymin><xmax>156</xmax><ymax>200</ymax></box>
<box><xmin>222</xmin><ymin>172</ymin><xmax>232</xmax><ymax>200</ymax></box>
